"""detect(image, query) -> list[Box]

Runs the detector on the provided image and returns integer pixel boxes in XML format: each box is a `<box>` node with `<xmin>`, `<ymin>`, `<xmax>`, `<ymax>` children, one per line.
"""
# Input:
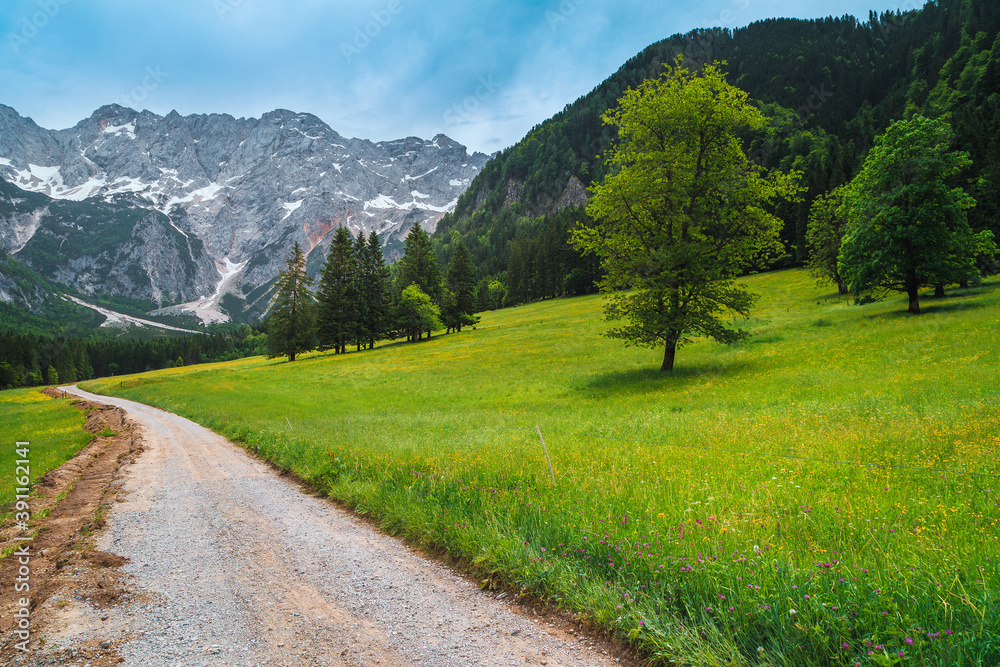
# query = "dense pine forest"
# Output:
<box><xmin>433</xmin><ymin>0</ymin><xmax>1000</xmax><ymax>302</ymax></box>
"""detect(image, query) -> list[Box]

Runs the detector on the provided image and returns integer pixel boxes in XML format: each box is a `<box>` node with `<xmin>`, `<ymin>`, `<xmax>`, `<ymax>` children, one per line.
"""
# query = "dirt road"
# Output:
<box><xmin>31</xmin><ymin>386</ymin><xmax>621</xmax><ymax>667</ymax></box>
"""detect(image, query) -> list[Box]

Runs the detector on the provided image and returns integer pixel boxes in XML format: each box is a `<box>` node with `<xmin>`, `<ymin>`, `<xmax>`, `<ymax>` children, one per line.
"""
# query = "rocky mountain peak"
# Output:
<box><xmin>0</xmin><ymin>103</ymin><xmax>488</xmax><ymax>323</ymax></box>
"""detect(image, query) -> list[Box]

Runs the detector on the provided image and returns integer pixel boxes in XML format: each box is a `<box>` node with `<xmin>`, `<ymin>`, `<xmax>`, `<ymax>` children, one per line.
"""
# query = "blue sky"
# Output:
<box><xmin>1</xmin><ymin>0</ymin><xmax>920</xmax><ymax>153</ymax></box>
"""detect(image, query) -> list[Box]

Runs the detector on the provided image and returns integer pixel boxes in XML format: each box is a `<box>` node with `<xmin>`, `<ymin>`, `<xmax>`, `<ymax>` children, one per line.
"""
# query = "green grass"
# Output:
<box><xmin>0</xmin><ymin>388</ymin><xmax>93</xmax><ymax>512</ymax></box>
<box><xmin>82</xmin><ymin>269</ymin><xmax>999</xmax><ymax>666</ymax></box>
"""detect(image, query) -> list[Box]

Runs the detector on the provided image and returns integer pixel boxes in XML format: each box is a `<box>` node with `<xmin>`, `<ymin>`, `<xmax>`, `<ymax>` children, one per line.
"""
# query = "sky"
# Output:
<box><xmin>1</xmin><ymin>0</ymin><xmax>921</xmax><ymax>154</ymax></box>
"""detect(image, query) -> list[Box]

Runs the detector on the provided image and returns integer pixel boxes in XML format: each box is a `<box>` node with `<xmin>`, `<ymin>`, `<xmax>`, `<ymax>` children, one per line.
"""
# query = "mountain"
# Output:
<box><xmin>0</xmin><ymin>104</ymin><xmax>488</xmax><ymax>323</ymax></box>
<box><xmin>434</xmin><ymin>0</ymin><xmax>1000</xmax><ymax>303</ymax></box>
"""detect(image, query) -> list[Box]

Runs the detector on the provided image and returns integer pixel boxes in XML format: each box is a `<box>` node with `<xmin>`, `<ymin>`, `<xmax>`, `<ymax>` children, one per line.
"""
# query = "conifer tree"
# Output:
<box><xmin>441</xmin><ymin>241</ymin><xmax>478</xmax><ymax>332</ymax></box>
<box><xmin>394</xmin><ymin>223</ymin><xmax>442</xmax><ymax>301</ymax></box>
<box><xmin>361</xmin><ymin>231</ymin><xmax>393</xmax><ymax>348</ymax></box>
<box><xmin>395</xmin><ymin>222</ymin><xmax>443</xmax><ymax>339</ymax></box>
<box><xmin>316</xmin><ymin>228</ymin><xmax>358</xmax><ymax>354</ymax></box>
<box><xmin>267</xmin><ymin>242</ymin><xmax>316</xmax><ymax>362</ymax></box>
<box><xmin>352</xmin><ymin>231</ymin><xmax>371</xmax><ymax>351</ymax></box>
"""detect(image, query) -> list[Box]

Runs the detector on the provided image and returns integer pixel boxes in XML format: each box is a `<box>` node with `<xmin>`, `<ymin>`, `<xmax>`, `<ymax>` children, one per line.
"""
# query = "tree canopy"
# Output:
<box><xmin>839</xmin><ymin>116</ymin><xmax>995</xmax><ymax>313</ymax></box>
<box><xmin>571</xmin><ymin>58</ymin><xmax>802</xmax><ymax>371</ymax></box>
<box><xmin>398</xmin><ymin>284</ymin><xmax>442</xmax><ymax>342</ymax></box>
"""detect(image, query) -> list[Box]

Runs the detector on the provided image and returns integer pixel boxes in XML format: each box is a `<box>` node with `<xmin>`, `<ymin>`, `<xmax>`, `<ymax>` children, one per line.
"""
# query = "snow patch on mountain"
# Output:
<box><xmin>281</xmin><ymin>200</ymin><xmax>303</xmax><ymax>220</ymax></box>
<box><xmin>67</xmin><ymin>295</ymin><xmax>199</xmax><ymax>333</ymax></box>
<box><xmin>150</xmin><ymin>258</ymin><xmax>247</xmax><ymax>325</ymax></box>
<box><xmin>102</xmin><ymin>119</ymin><xmax>136</xmax><ymax>139</ymax></box>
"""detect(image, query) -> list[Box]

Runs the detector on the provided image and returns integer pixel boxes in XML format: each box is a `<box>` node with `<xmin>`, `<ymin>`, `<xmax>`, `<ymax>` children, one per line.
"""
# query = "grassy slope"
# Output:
<box><xmin>0</xmin><ymin>389</ymin><xmax>93</xmax><ymax>510</ymax></box>
<box><xmin>82</xmin><ymin>269</ymin><xmax>999</xmax><ymax>666</ymax></box>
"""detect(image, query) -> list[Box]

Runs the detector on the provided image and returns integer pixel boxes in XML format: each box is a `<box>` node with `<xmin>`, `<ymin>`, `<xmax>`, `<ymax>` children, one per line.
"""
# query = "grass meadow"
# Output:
<box><xmin>82</xmin><ymin>269</ymin><xmax>999</xmax><ymax>666</ymax></box>
<box><xmin>0</xmin><ymin>388</ymin><xmax>92</xmax><ymax>513</ymax></box>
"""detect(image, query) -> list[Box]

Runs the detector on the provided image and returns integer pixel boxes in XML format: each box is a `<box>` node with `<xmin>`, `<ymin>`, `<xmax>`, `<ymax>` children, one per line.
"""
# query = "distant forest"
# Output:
<box><xmin>433</xmin><ymin>0</ymin><xmax>1000</xmax><ymax>303</ymax></box>
<box><xmin>0</xmin><ymin>326</ymin><xmax>267</xmax><ymax>389</ymax></box>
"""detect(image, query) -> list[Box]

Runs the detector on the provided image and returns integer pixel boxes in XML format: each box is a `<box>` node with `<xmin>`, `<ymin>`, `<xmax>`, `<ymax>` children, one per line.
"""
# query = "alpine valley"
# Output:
<box><xmin>0</xmin><ymin>103</ymin><xmax>488</xmax><ymax>326</ymax></box>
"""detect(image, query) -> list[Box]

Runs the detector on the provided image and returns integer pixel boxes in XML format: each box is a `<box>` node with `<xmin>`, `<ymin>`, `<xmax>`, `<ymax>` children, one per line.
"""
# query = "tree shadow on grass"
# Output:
<box><xmin>863</xmin><ymin>281</ymin><xmax>997</xmax><ymax>319</ymax></box>
<box><xmin>578</xmin><ymin>359</ymin><xmax>751</xmax><ymax>399</ymax></box>
<box><xmin>866</xmin><ymin>299</ymin><xmax>988</xmax><ymax>319</ymax></box>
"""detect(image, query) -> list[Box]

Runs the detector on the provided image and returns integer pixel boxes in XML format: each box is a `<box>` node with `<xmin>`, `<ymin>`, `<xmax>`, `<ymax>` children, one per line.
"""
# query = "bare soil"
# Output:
<box><xmin>0</xmin><ymin>390</ymin><xmax>144</xmax><ymax>666</ymax></box>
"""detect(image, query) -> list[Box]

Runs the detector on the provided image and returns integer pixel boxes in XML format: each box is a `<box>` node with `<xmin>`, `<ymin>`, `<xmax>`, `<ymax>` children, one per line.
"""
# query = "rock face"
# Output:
<box><xmin>0</xmin><ymin>103</ymin><xmax>488</xmax><ymax>320</ymax></box>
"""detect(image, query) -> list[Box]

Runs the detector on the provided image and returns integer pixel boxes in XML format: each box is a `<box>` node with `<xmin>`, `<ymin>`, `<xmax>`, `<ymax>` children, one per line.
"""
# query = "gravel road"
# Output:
<box><xmin>58</xmin><ymin>386</ymin><xmax>618</xmax><ymax>667</ymax></box>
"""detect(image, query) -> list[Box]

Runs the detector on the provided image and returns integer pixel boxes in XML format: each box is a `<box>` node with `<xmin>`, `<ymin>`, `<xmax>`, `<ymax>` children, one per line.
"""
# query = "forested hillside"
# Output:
<box><xmin>434</xmin><ymin>0</ymin><xmax>1000</xmax><ymax>302</ymax></box>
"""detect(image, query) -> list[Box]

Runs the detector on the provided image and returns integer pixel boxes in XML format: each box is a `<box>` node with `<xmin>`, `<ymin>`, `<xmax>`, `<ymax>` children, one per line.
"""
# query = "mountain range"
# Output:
<box><xmin>0</xmin><ymin>103</ymin><xmax>488</xmax><ymax>324</ymax></box>
<box><xmin>3</xmin><ymin>0</ymin><xmax>998</xmax><ymax>331</ymax></box>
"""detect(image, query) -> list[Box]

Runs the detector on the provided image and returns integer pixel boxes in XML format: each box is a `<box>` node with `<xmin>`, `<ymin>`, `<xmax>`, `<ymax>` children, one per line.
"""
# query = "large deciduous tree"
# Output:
<box><xmin>267</xmin><ymin>242</ymin><xmax>315</xmax><ymax>362</ymax></box>
<box><xmin>839</xmin><ymin>115</ymin><xmax>995</xmax><ymax>314</ymax></box>
<box><xmin>805</xmin><ymin>185</ymin><xmax>851</xmax><ymax>295</ymax></box>
<box><xmin>398</xmin><ymin>284</ymin><xmax>442</xmax><ymax>342</ymax></box>
<box><xmin>571</xmin><ymin>59</ymin><xmax>802</xmax><ymax>371</ymax></box>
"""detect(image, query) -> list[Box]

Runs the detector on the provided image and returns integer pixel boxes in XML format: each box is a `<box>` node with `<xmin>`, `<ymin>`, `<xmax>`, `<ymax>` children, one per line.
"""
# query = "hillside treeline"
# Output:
<box><xmin>434</xmin><ymin>0</ymin><xmax>1000</xmax><ymax>301</ymax></box>
<box><xmin>0</xmin><ymin>326</ymin><xmax>267</xmax><ymax>389</ymax></box>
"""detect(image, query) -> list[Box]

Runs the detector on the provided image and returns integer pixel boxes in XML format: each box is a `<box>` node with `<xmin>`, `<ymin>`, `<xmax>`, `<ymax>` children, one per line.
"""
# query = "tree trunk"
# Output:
<box><xmin>907</xmin><ymin>274</ymin><xmax>921</xmax><ymax>314</ymax></box>
<box><xmin>837</xmin><ymin>281</ymin><xmax>849</xmax><ymax>296</ymax></box>
<box><xmin>934</xmin><ymin>283</ymin><xmax>945</xmax><ymax>298</ymax></box>
<box><xmin>289</xmin><ymin>351</ymin><xmax>296</xmax><ymax>362</ymax></box>
<box><xmin>660</xmin><ymin>340</ymin><xmax>678</xmax><ymax>372</ymax></box>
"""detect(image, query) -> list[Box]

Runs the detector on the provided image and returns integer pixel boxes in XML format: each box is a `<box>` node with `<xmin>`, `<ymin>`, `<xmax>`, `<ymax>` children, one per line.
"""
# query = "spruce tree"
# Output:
<box><xmin>352</xmin><ymin>231</ymin><xmax>370</xmax><ymax>351</ymax></box>
<box><xmin>394</xmin><ymin>223</ymin><xmax>442</xmax><ymax>301</ymax></box>
<box><xmin>362</xmin><ymin>231</ymin><xmax>393</xmax><ymax>348</ymax></box>
<box><xmin>442</xmin><ymin>241</ymin><xmax>478</xmax><ymax>332</ymax></box>
<box><xmin>316</xmin><ymin>227</ymin><xmax>358</xmax><ymax>354</ymax></box>
<box><xmin>395</xmin><ymin>222</ymin><xmax>443</xmax><ymax>339</ymax></box>
<box><xmin>267</xmin><ymin>242</ymin><xmax>316</xmax><ymax>362</ymax></box>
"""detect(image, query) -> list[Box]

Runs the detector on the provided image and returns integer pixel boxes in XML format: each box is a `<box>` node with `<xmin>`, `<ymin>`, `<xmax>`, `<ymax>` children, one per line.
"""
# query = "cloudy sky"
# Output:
<box><xmin>2</xmin><ymin>0</ymin><xmax>919</xmax><ymax>153</ymax></box>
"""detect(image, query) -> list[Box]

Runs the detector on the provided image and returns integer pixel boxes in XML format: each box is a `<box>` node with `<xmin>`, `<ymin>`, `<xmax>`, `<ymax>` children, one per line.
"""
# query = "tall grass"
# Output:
<box><xmin>0</xmin><ymin>388</ymin><xmax>92</xmax><ymax>512</ymax></box>
<box><xmin>83</xmin><ymin>269</ymin><xmax>999</xmax><ymax>666</ymax></box>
